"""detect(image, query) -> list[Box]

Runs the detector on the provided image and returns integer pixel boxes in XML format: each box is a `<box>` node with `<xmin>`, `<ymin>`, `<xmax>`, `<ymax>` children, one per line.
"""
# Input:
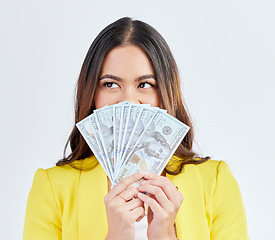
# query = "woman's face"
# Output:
<box><xmin>94</xmin><ymin>45</ymin><xmax>160</xmax><ymax>109</ymax></box>
<box><xmin>144</xmin><ymin>140</ymin><xmax>170</xmax><ymax>159</ymax></box>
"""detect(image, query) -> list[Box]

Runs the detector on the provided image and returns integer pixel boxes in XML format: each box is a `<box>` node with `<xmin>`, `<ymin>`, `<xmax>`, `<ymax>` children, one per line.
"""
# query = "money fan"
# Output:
<box><xmin>76</xmin><ymin>102</ymin><xmax>190</xmax><ymax>186</ymax></box>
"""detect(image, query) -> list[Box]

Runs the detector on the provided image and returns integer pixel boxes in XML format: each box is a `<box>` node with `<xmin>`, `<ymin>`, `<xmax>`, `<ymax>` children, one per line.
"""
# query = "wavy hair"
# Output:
<box><xmin>56</xmin><ymin>17</ymin><xmax>209</xmax><ymax>174</ymax></box>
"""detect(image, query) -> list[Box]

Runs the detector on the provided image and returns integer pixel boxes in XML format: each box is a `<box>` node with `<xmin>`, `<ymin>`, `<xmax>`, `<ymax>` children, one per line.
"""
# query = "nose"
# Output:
<box><xmin>119</xmin><ymin>88</ymin><xmax>140</xmax><ymax>104</ymax></box>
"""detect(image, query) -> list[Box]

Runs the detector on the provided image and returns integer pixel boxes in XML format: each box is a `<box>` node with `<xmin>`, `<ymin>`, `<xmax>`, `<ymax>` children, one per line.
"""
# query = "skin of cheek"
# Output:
<box><xmin>140</xmin><ymin>93</ymin><xmax>160</xmax><ymax>107</ymax></box>
<box><xmin>94</xmin><ymin>88</ymin><xmax>120</xmax><ymax>109</ymax></box>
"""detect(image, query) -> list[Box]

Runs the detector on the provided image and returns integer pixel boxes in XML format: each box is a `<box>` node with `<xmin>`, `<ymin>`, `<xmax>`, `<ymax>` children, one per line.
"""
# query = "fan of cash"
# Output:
<box><xmin>76</xmin><ymin>102</ymin><xmax>190</xmax><ymax>186</ymax></box>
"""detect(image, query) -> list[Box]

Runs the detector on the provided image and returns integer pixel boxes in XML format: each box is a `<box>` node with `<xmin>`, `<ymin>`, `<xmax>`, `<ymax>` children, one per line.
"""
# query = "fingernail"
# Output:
<box><xmin>137</xmin><ymin>192</ymin><xmax>143</xmax><ymax>198</ymax></box>
<box><xmin>139</xmin><ymin>171</ymin><xmax>149</xmax><ymax>176</ymax></box>
<box><xmin>140</xmin><ymin>180</ymin><xmax>147</xmax><ymax>185</ymax></box>
<box><xmin>130</xmin><ymin>182</ymin><xmax>139</xmax><ymax>188</ymax></box>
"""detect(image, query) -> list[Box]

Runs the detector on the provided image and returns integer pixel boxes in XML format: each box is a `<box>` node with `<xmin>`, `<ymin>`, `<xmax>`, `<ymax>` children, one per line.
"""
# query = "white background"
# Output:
<box><xmin>1</xmin><ymin>0</ymin><xmax>274</xmax><ymax>239</ymax></box>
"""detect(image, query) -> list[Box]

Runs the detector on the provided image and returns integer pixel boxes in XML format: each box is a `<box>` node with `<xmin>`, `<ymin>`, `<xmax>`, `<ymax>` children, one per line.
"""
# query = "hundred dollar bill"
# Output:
<box><xmin>90</xmin><ymin>114</ymin><xmax>114</xmax><ymax>180</ymax></box>
<box><xmin>113</xmin><ymin>105</ymin><xmax>121</xmax><ymax>170</ymax></box>
<box><xmin>120</xmin><ymin>105</ymin><xmax>142</xmax><ymax>164</ymax></box>
<box><xmin>113</xmin><ymin>110</ymin><xmax>190</xmax><ymax>185</ymax></box>
<box><xmin>76</xmin><ymin>116</ymin><xmax>111</xmax><ymax>180</ymax></box>
<box><xmin>119</xmin><ymin>105</ymin><xmax>157</xmax><ymax>168</ymax></box>
<box><xmin>117</xmin><ymin>104</ymin><xmax>130</xmax><ymax>161</ymax></box>
<box><xmin>113</xmin><ymin>102</ymin><xmax>130</xmax><ymax>174</ymax></box>
<box><xmin>113</xmin><ymin>102</ymin><xmax>129</xmax><ymax>163</ymax></box>
<box><xmin>94</xmin><ymin>105</ymin><xmax>114</xmax><ymax>165</ymax></box>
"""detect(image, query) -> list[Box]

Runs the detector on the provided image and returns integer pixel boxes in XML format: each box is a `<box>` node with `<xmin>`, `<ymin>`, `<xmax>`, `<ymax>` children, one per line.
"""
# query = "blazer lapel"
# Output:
<box><xmin>168</xmin><ymin>164</ymin><xmax>210</xmax><ymax>240</ymax></box>
<box><xmin>77</xmin><ymin>163</ymin><xmax>108</xmax><ymax>239</ymax></box>
<box><xmin>77</xmin><ymin>158</ymin><xmax>210</xmax><ymax>239</ymax></box>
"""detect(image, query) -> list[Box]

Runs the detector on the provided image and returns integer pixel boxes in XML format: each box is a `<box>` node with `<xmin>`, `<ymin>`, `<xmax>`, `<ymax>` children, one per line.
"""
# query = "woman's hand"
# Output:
<box><xmin>137</xmin><ymin>172</ymin><xmax>183</xmax><ymax>240</ymax></box>
<box><xmin>105</xmin><ymin>172</ymin><xmax>146</xmax><ymax>240</ymax></box>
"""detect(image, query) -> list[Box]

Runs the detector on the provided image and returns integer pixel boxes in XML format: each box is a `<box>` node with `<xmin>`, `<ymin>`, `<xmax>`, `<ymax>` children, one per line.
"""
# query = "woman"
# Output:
<box><xmin>23</xmin><ymin>17</ymin><xmax>249</xmax><ymax>240</ymax></box>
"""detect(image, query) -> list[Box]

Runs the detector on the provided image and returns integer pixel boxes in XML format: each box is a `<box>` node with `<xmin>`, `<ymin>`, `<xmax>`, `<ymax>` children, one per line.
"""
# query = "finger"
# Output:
<box><xmin>130</xmin><ymin>206</ymin><xmax>145</xmax><ymax>222</ymax></box>
<box><xmin>137</xmin><ymin>183</ymin><xmax>169</xmax><ymax>208</ymax></box>
<box><xmin>124</xmin><ymin>198</ymin><xmax>144</xmax><ymax>211</ymax></box>
<box><xmin>107</xmin><ymin>172</ymin><xmax>146</xmax><ymax>200</ymax></box>
<box><xmin>139</xmin><ymin>177</ymin><xmax>181</xmax><ymax>202</ymax></box>
<box><xmin>137</xmin><ymin>192</ymin><xmax>162</xmax><ymax>215</ymax></box>
<box><xmin>141</xmin><ymin>171</ymin><xmax>158</xmax><ymax>180</ymax></box>
<box><xmin>118</xmin><ymin>186</ymin><xmax>139</xmax><ymax>202</ymax></box>
<box><xmin>149</xmin><ymin>179</ymin><xmax>183</xmax><ymax>207</ymax></box>
<box><xmin>136</xmin><ymin>215</ymin><xmax>145</xmax><ymax>222</ymax></box>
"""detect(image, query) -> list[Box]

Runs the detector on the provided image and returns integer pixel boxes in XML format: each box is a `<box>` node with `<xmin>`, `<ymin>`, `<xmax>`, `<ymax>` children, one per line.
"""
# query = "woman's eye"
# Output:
<box><xmin>104</xmin><ymin>82</ymin><xmax>119</xmax><ymax>88</ymax></box>
<box><xmin>138</xmin><ymin>82</ymin><xmax>153</xmax><ymax>89</ymax></box>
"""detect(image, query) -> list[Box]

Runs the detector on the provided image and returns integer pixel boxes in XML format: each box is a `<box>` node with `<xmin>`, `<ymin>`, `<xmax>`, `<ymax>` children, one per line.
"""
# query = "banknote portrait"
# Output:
<box><xmin>99</xmin><ymin>122</ymin><xmax>113</xmax><ymax>152</ymax></box>
<box><xmin>129</xmin><ymin>121</ymin><xmax>172</xmax><ymax>171</ymax></box>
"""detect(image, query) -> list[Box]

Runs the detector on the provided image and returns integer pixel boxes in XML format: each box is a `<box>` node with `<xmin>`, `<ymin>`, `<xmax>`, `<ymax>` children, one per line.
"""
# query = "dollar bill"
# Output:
<box><xmin>77</xmin><ymin>103</ymin><xmax>190</xmax><ymax>186</ymax></box>
<box><xmin>117</xmin><ymin>104</ymin><xmax>130</xmax><ymax>161</ymax></box>
<box><xmin>113</xmin><ymin>110</ymin><xmax>190</xmax><ymax>184</ymax></box>
<box><xmin>113</xmin><ymin>102</ymin><xmax>129</xmax><ymax>175</ymax></box>
<box><xmin>76</xmin><ymin>117</ymin><xmax>111</xmax><ymax>180</ymax></box>
<box><xmin>90</xmin><ymin>114</ymin><xmax>114</xmax><ymax>180</ymax></box>
<box><xmin>113</xmin><ymin>105</ymin><xmax>121</xmax><ymax>173</ymax></box>
<box><xmin>119</xmin><ymin>105</ymin><xmax>157</xmax><ymax>169</ymax></box>
<box><xmin>94</xmin><ymin>105</ymin><xmax>114</xmax><ymax>164</ymax></box>
<box><xmin>120</xmin><ymin>105</ymin><xmax>141</xmax><ymax>163</ymax></box>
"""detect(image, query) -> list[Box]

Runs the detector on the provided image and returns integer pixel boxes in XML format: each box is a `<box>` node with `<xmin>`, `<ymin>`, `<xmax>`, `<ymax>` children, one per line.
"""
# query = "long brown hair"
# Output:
<box><xmin>56</xmin><ymin>17</ymin><xmax>209</xmax><ymax>174</ymax></box>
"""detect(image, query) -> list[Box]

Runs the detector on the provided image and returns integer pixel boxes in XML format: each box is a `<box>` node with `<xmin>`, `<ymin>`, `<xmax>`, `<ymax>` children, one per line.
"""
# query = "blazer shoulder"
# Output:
<box><xmin>168</xmin><ymin>160</ymin><xmax>226</xmax><ymax>192</ymax></box>
<box><xmin>195</xmin><ymin>160</ymin><xmax>230</xmax><ymax>179</ymax></box>
<box><xmin>183</xmin><ymin>160</ymin><xmax>234</xmax><ymax>194</ymax></box>
<box><xmin>41</xmin><ymin>164</ymin><xmax>81</xmax><ymax>185</ymax></box>
<box><xmin>195</xmin><ymin>159</ymin><xmax>223</xmax><ymax>170</ymax></box>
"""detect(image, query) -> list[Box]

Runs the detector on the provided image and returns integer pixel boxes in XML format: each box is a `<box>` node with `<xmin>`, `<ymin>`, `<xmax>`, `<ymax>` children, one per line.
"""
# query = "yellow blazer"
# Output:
<box><xmin>23</xmin><ymin>157</ymin><xmax>249</xmax><ymax>239</ymax></box>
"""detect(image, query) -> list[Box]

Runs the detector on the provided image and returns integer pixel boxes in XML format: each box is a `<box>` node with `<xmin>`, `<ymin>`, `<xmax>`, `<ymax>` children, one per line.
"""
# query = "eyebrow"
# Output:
<box><xmin>98</xmin><ymin>74</ymin><xmax>156</xmax><ymax>82</ymax></box>
<box><xmin>137</xmin><ymin>74</ymin><xmax>156</xmax><ymax>81</ymax></box>
<box><xmin>99</xmin><ymin>74</ymin><xmax>122</xmax><ymax>81</ymax></box>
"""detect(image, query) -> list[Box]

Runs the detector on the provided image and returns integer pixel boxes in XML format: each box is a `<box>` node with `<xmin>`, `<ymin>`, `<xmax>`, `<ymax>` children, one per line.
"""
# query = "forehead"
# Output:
<box><xmin>101</xmin><ymin>45</ymin><xmax>155</xmax><ymax>76</ymax></box>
